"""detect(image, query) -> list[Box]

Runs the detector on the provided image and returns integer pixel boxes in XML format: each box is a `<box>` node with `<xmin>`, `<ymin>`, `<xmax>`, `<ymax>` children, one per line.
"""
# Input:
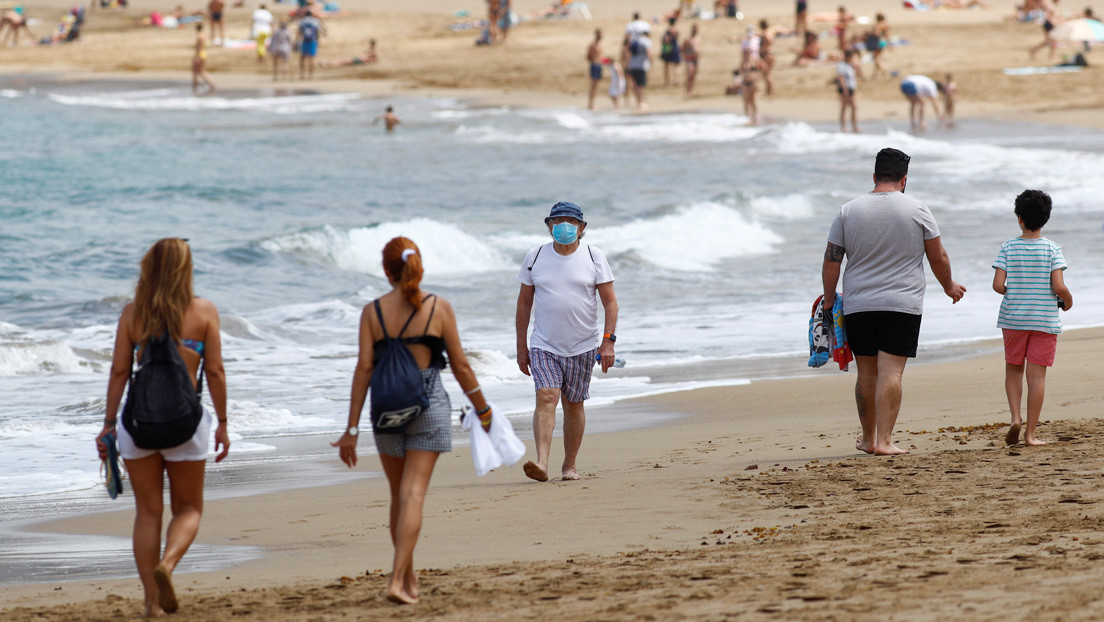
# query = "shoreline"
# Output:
<box><xmin>5</xmin><ymin>326</ymin><xmax>1103</xmax><ymax>617</ymax></box>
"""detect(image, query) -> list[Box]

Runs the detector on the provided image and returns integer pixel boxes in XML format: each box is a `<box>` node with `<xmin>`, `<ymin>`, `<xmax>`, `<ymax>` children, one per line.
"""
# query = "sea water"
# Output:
<box><xmin>2</xmin><ymin>80</ymin><xmax>1103</xmax><ymax>540</ymax></box>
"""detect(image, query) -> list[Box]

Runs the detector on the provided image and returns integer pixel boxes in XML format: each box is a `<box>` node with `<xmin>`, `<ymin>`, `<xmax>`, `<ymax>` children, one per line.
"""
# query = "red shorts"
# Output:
<box><xmin>1002</xmin><ymin>329</ymin><xmax>1057</xmax><ymax>367</ymax></box>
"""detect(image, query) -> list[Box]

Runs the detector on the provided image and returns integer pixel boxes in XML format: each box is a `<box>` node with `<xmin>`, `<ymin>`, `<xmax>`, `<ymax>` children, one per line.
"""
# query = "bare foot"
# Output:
<box><xmin>562</xmin><ymin>467</ymin><xmax>580</xmax><ymax>481</ymax></box>
<box><xmin>153</xmin><ymin>564</ymin><xmax>178</xmax><ymax>614</ymax></box>
<box><xmin>386</xmin><ymin>586</ymin><xmax>418</xmax><ymax>605</ymax></box>
<box><xmin>873</xmin><ymin>443</ymin><xmax>908</xmax><ymax>456</ymax></box>
<box><xmin>1024</xmin><ymin>436</ymin><xmax>1047</xmax><ymax>447</ymax></box>
<box><xmin>523</xmin><ymin>461</ymin><xmax>549</xmax><ymax>482</ymax></box>
<box><xmin>855</xmin><ymin>438</ymin><xmax>874</xmax><ymax>454</ymax></box>
<box><xmin>1005</xmin><ymin>423</ymin><xmax>1021</xmax><ymax>446</ymax></box>
<box><xmin>143</xmin><ymin>603</ymin><xmax>166</xmax><ymax>618</ymax></box>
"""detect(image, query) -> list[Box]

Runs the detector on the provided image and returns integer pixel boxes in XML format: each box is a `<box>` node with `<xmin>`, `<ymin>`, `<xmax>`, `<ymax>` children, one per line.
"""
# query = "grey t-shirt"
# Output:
<box><xmin>827</xmin><ymin>191</ymin><xmax>940</xmax><ymax>315</ymax></box>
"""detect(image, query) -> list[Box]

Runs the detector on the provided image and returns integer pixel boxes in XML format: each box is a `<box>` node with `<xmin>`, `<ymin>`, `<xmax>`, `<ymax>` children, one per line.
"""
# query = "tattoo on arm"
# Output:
<box><xmin>824</xmin><ymin>242</ymin><xmax>845</xmax><ymax>263</ymax></box>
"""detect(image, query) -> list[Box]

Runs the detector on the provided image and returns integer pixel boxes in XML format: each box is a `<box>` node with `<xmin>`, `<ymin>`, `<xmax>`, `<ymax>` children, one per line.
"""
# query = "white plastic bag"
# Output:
<box><xmin>461</xmin><ymin>404</ymin><xmax>503</xmax><ymax>476</ymax></box>
<box><xmin>488</xmin><ymin>406</ymin><xmax>526</xmax><ymax>466</ymax></box>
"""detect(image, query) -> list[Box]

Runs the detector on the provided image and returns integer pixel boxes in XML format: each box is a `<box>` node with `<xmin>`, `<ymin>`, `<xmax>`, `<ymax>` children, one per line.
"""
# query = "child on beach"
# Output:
<box><xmin>938</xmin><ymin>73</ymin><xmax>956</xmax><ymax>127</ymax></box>
<box><xmin>992</xmin><ymin>189</ymin><xmax>1072</xmax><ymax>447</ymax></box>
<box><xmin>606</xmin><ymin>57</ymin><xmax>626</xmax><ymax>110</ymax></box>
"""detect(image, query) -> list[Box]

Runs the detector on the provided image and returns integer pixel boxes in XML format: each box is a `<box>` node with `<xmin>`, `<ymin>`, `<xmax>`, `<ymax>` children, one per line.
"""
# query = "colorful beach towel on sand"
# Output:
<box><xmin>808</xmin><ymin>294</ymin><xmax>853</xmax><ymax>371</ymax></box>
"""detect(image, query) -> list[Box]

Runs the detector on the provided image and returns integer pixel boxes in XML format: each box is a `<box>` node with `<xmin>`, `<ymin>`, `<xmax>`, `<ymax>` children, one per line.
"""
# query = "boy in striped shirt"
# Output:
<box><xmin>992</xmin><ymin>189</ymin><xmax>1073</xmax><ymax>447</ymax></box>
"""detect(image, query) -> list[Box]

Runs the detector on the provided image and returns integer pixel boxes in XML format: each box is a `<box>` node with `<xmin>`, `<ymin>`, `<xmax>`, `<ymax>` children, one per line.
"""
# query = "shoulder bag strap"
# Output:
<box><xmin>421</xmin><ymin>294</ymin><xmax>439</xmax><ymax>334</ymax></box>
<box><xmin>396</xmin><ymin>295</ymin><xmax>428</xmax><ymax>338</ymax></box>
<box><xmin>526</xmin><ymin>244</ymin><xmax>545</xmax><ymax>271</ymax></box>
<box><xmin>373</xmin><ymin>299</ymin><xmax>390</xmax><ymax>339</ymax></box>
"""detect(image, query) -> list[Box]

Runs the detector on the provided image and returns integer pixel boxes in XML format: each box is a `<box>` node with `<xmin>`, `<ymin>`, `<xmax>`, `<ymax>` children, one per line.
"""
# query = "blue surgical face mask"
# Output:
<box><xmin>551</xmin><ymin>222</ymin><xmax>578</xmax><ymax>245</ymax></box>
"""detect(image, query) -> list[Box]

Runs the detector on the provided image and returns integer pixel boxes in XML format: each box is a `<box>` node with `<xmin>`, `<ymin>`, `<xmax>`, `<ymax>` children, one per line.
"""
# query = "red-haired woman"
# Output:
<box><xmin>332</xmin><ymin>236</ymin><xmax>492</xmax><ymax>605</ymax></box>
<box><xmin>95</xmin><ymin>238</ymin><xmax>230</xmax><ymax>618</ymax></box>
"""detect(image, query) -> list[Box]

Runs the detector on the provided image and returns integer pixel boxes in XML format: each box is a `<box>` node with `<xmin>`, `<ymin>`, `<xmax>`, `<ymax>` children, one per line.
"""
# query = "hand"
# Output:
<box><xmin>213</xmin><ymin>421</ymin><xmax>231</xmax><ymax>463</ymax></box>
<box><xmin>331</xmin><ymin>433</ymin><xmax>358</xmax><ymax>468</ymax></box>
<box><xmin>598</xmin><ymin>341</ymin><xmax>615</xmax><ymax>373</ymax></box>
<box><xmin>945</xmin><ymin>281</ymin><xmax>966</xmax><ymax>304</ymax></box>
<box><xmin>517</xmin><ymin>348</ymin><xmax>531</xmax><ymax>376</ymax></box>
<box><xmin>95</xmin><ymin>425</ymin><xmax>114</xmax><ymax>461</ymax></box>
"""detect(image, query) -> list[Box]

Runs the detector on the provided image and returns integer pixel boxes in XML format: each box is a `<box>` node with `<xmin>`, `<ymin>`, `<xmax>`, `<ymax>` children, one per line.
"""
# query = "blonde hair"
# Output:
<box><xmin>133</xmin><ymin>238</ymin><xmax>194</xmax><ymax>343</ymax></box>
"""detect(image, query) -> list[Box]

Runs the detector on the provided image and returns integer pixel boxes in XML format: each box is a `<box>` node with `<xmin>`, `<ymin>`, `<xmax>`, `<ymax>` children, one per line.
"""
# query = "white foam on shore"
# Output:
<box><xmin>47</xmin><ymin>90</ymin><xmax>360</xmax><ymax>114</ymax></box>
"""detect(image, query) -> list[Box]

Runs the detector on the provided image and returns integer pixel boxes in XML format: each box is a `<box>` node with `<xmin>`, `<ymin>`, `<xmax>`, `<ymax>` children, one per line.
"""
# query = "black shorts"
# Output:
<box><xmin>844</xmin><ymin>311</ymin><xmax>922</xmax><ymax>358</ymax></box>
<box><xmin>629</xmin><ymin>68</ymin><xmax>647</xmax><ymax>87</ymax></box>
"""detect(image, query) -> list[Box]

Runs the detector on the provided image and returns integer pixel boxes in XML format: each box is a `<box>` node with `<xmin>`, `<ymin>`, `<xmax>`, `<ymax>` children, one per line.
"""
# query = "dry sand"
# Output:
<box><xmin>3</xmin><ymin>327</ymin><xmax>1104</xmax><ymax>620</ymax></box>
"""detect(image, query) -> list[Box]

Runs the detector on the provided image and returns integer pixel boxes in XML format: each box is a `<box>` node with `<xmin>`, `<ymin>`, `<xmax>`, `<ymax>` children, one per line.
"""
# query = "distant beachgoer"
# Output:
<box><xmin>486</xmin><ymin>0</ymin><xmax>500</xmax><ymax>44</ymax></box>
<box><xmin>869</xmin><ymin>13</ymin><xmax>889</xmax><ymax>78</ymax></box>
<box><xmin>296</xmin><ymin>11</ymin><xmax>324</xmax><ymax>79</ymax></box>
<box><xmin>517</xmin><ymin>201</ymin><xmax>618</xmax><ymax>483</ymax></box>
<box><xmin>626</xmin><ymin>30</ymin><xmax>653</xmax><ymax>110</ymax></box>
<box><xmin>1029</xmin><ymin>0</ymin><xmax>1059</xmax><ymax>59</ymax></box>
<box><xmin>321</xmin><ymin>38</ymin><xmax>378</xmax><ymax>67</ymax></box>
<box><xmin>758</xmin><ymin>20</ymin><xmax>775</xmax><ymax>96</ymax></box>
<box><xmin>497</xmin><ymin>0</ymin><xmax>512</xmax><ymax>43</ymax></box>
<box><xmin>796</xmin><ymin>0</ymin><xmax>809</xmax><ymax>36</ymax></box>
<box><xmin>993</xmin><ymin>189</ymin><xmax>1072</xmax><ymax>447</ymax></box>
<box><xmin>192</xmin><ymin>24</ymin><xmax>217</xmax><ymax>95</ymax></box>
<box><xmin>625</xmin><ymin>11</ymin><xmax>650</xmax><ymax>39</ymax></box>
<box><xmin>660</xmin><ymin>18</ymin><xmax>681</xmax><ymax>88</ymax></box>
<box><xmin>607</xmin><ymin>57</ymin><xmax>626</xmax><ymax>109</ymax></box>
<box><xmin>333</xmin><ymin>237</ymin><xmax>493</xmax><ymax>605</ymax></box>
<box><xmin>739</xmin><ymin>26</ymin><xmax>760</xmax><ymax>72</ymax></box>
<box><xmin>715</xmin><ymin>0</ymin><xmax>740</xmax><ymax>18</ymax></box>
<box><xmin>373</xmin><ymin>105</ymin><xmax>402</xmax><ymax>132</ymax></box>
<box><xmin>251</xmin><ymin>4</ymin><xmax>274</xmax><ymax>61</ymax></box>
<box><xmin>899</xmin><ymin>74</ymin><xmax>942</xmax><ymax>131</ymax></box>
<box><xmin>741</xmin><ymin>62</ymin><xmax>762</xmax><ymax>125</ymax></box>
<box><xmin>0</xmin><ymin>8</ymin><xmax>36</xmax><ymax>47</ymax></box>
<box><xmin>267</xmin><ymin>21</ymin><xmax>292</xmax><ymax>80</ymax></box>
<box><xmin>586</xmin><ymin>29</ymin><xmax>603</xmax><ymax>110</ymax></box>
<box><xmin>822</xmin><ymin>148</ymin><xmax>966</xmax><ymax>455</ymax></box>
<box><xmin>835</xmin><ymin>49</ymin><xmax>858</xmax><ymax>132</ymax></box>
<box><xmin>794</xmin><ymin>31</ymin><xmax>826</xmax><ymax>66</ymax></box>
<box><xmin>834</xmin><ymin>5</ymin><xmax>852</xmax><ymax>51</ymax></box>
<box><xmin>938</xmin><ymin>72</ymin><xmax>956</xmax><ymax>127</ymax></box>
<box><xmin>95</xmin><ymin>238</ymin><xmax>230</xmax><ymax>618</ymax></box>
<box><xmin>682</xmin><ymin>23</ymin><xmax>701</xmax><ymax>98</ymax></box>
<box><xmin>207</xmin><ymin>0</ymin><xmax>225</xmax><ymax>45</ymax></box>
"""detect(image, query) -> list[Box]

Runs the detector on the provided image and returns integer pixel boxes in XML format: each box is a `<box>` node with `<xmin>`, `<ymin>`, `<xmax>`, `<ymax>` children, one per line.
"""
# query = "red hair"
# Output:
<box><xmin>381</xmin><ymin>237</ymin><xmax>424</xmax><ymax>310</ymax></box>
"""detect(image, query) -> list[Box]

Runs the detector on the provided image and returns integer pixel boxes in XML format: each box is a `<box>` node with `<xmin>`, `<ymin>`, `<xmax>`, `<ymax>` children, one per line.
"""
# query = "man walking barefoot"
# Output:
<box><xmin>517</xmin><ymin>202</ymin><xmax>618</xmax><ymax>482</ymax></box>
<box><xmin>822</xmin><ymin>148</ymin><xmax>966</xmax><ymax>455</ymax></box>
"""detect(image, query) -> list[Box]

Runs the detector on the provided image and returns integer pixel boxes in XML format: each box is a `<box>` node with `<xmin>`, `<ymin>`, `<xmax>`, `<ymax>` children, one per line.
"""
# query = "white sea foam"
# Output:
<box><xmin>748</xmin><ymin>194</ymin><xmax>816</xmax><ymax>220</ymax></box>
<box><xmin>226</xmin><ymin>400</ymin><xmax>335</xmax><ymax>436</ymax></box>
<box><xmin>260</xmin><ymin>220</ymin><xmax>513</xmax><ymax>277</ymax></box>
<box><xmin>457</xmin><ymin>111</ymin><xmax>760</xmax><ymax>143</ymax></box>
<box><xmin>0</xmin><ymin>339</ymin><xmax>94</xmax><ymax>376</ymax></box>
<box><xmin>590</xmin><ymin>202</ymin><xmax>783</xmax><ymax>271</ymax></box>
<box><xmin>47</xmin><ymin>90</ymin><xmax>360</xmax><ymax>114</ymax></box>
<box><xmin>0</xmin><ymin>89</ymin><xmax>23</xmax><ymax>98</ymax></box>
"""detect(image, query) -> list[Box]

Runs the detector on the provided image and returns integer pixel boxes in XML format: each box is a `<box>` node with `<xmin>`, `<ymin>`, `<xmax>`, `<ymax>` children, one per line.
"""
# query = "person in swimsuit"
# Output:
<box><xmin>96</xmin><ymin>238</ymin><xmax>229</xmax><ymax>618</ymax></box>
<box><xmin>192</xmin><ymin>24</ymin><xmax>216</xmax><ymax>95</ymax></box>
<box><xmin>333</xmin><ymin>237</ymin><xmax>493</xmax><ymax>605</ymax></box>
<box><xmin>741</xmin><ymin>62</ymin><xmax>762</xmax><ymax>125</ymax></box>
<box><xmin>207</xmin><ymin>0</ymin><xmax>225</xmax><ymax>45</ymax></box>
<box><xmin>372</xmin><ymin>105</ymin><xmax>402</xmax><ymax>132</ymax></box>
<box><xmin>660</xmin><ymin>17</ymin><xmax>681</xmax><ymax>88</ymax></box>
<box><xmin>870</xmin><ymin>13</ymin><xmax>889</xmax><ymax>79</ymax></box>
<box><xmin>834</xmin><ymin>5</ymin><xmax>852</xmax><ymax>51</ymax></box>
<box><xmin>681</xmin><ymin>23</ymin><xmax>701</xmax><ymax>99</ymax></box>
<box><xmin>758</xmin><ymin>19</ymin><xmax>775</xmax><ymax>96</ymax></box>
<box><xmin>586</xmin><ymin>28</ymin><xmax>603</xmax><ymax>110</ymax></box>
<box><xmin>795</xmin><ymin>0</ymin><xmax>808</xmax><ymax>36</ymax></box>
<box><xmin>835</xmin><ymin>49</ymin><xmax>859</xmax><ymax>132</ymax></box>
<box><xmin>1028</xmin><ymin>0</ymin><xmax>1059</xmax><ymax>60</ymax></box>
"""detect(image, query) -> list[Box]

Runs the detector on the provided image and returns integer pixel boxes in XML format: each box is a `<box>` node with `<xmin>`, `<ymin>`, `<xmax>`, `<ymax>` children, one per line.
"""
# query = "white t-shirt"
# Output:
<box><xmin>518</xmin><ymin>243</ymin><xmax>614</xmax><ymax>357</ymax></box>
<box><xmin>741</xmin><ymin>35</ymin><xmax>760</xmax><ymax>58</ymax></box>
<box><xmin>836</xmin><ymin>61</ymin><xmax>857</xmax><ymax>91</ymax></box>
<box><xmin>902</xmin><ymin>74</ymin><xmax>938</xmax><ymax>98</ymax></box>
<box><xmin>251</xmin><ymin>8</ymin><xmax>274</xmax><ymax>37</ymax></box>
<box><xmin>626</xmin><ymin>19</ymin><xmax>651</xmax><ymax>38</ymax></box>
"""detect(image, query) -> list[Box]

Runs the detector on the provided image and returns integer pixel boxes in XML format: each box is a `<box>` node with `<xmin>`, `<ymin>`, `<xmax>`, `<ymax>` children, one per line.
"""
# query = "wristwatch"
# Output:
<box><xmin>603</xmin><ymin>332</ymin><xmax>617</xmax><ymax>343</ymax></box>
<box><xmin>347</xmin><ymin>426</ymin><xmax>359</xmax><ymax>437</ymax></box>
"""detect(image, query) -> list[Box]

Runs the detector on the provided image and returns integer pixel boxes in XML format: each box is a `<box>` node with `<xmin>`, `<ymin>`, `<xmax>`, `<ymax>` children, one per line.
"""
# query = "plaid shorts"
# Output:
<box><xmin>530</xmin><ymin>347</ymin><xmax>597</xmax><ymax>403</ymax></box>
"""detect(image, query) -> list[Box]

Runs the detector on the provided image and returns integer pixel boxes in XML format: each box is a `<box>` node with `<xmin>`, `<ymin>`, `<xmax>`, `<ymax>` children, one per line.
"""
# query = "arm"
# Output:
<box><xmin>515</xmin><ymin>283</ymin><xmax>534</xmax><ymax>376</ymax></box>
<box><xmin>596</xmin><ymin>281</ymin><xmax>618</xmax><ymax>372</ymax></box>
<box><xmin>924</xmin><ymin>236</ymin><xmax>966</xmax><ymax>303</ymax></box>
<box><xmin>201</xmin><ymin>300</ymin><xmax>230</xmax><ymax>462</ymax></box>
<box><xmin>332</xmin><ymin>305</ymin><xmax>376</xmax><ymax>467</ymax></box>
<box><xmin>992</xmin><ymin>267</ymin><xmax>1007</xmax><ymax>295</ymax></box>
<box><xmin>439</xmin><ymin>299</ymin><xmax>491</xmax><ymax>426</ymax></box>
<box><xmin>822</xmin><ymin>242</ymin><xmax>844</xmax><ymax>312</ymax></box>
<box><xmin>97</xmin><ymin>304</ymin><xmax>136</xmax><ymax>460</ymax></box>
<box><xmin>1052</xmin><ymin>269</ymin><xmax>1072</xmax><ymax>310</ymax></box>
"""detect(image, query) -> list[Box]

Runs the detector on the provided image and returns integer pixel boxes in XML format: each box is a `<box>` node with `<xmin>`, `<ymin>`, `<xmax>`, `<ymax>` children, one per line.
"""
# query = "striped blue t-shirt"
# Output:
<box><xmin>993</xmin><ymin>237</ymin><xmax>1067</xmax><ymax>334</ymax></box>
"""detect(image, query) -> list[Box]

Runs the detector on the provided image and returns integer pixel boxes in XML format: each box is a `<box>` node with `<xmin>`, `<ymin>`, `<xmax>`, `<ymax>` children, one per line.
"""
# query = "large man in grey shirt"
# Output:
<box><xmin>822</xmin><ymin>148</ymin><xmax>966</xmax><ymax>455</ymax></box>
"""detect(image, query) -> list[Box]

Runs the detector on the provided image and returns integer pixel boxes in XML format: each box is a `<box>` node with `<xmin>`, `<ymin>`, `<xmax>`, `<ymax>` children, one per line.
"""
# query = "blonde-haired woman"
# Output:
<box><xmin>95</xmin><ymin>238</ymin><xmax>229</xmax><ymax>618</ymax></box>
<box><xmin>332</xmin><ymin>236</ymin><xmax>492</xmax><ymax>605</ymax></box>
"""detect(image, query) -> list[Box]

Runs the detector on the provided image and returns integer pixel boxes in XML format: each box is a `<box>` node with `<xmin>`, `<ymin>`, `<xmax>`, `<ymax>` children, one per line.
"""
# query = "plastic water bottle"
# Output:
<box><xmin>596</xmin><ymin>354</ymin><xmax>627</xmax><ymax>368</ymax></box>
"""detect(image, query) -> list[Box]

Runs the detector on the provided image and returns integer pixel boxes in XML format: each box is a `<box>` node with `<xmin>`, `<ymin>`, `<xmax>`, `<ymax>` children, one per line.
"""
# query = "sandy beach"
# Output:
<box><xmin>2</xmin><ymin>325</ymin><xmax>1103</xmax><ymax>620</ymax></box>
<box><xmin>3</xmin><ymin>0</ymin><xmax>1104</xmax><ymax>619</ymax></box>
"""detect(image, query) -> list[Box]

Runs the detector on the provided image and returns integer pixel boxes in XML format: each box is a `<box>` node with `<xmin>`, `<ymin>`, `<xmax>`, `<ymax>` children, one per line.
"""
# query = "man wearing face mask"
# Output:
<box><xmin>516</xmin><ymin>201</ymin><xmax>618</xmax><ymax>482</ymax></box>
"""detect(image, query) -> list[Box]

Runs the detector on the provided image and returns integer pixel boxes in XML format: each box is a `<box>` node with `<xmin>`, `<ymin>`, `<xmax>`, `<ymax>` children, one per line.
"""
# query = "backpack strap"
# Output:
<box><xmin>526</xmin><ymin>244</ymin><xmax>545</xmax><ymax>271</ymax></box>
<box><xmin>588</xmin><ymin>244</ymin><xmax>595</xmax><ymax>262</ymax></box>
<box><xmin>398</xmin><ymin>294</ymin><xmax>434</xmax><ymax>338</ymax></box>
<box><xmin>373</xmin><ymin>299</ymin><xmax>390</xmax><ymax>339</ymax></box>
<box><xmin>421</xmin><ymin>294</ymin><xmax>439</xmax><ymax>334</ymax></box>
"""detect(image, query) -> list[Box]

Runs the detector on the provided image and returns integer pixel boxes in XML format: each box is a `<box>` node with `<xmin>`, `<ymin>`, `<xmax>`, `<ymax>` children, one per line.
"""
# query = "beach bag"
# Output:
<box><xmin>122</xmin><ymin>333</ymin><xmax>204</xmax><ymax>450</ymax></box>
<box><xmin>368</xmin><ymin>296</ymin><xmax>433</xmax><ymax>434</ymax></box>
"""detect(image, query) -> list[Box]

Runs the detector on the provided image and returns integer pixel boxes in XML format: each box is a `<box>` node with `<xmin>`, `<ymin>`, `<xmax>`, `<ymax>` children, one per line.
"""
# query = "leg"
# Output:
<box><xmin>873</xmin><ymin>352</ymin><xmax>908</xmax><ymax>455</ymax></box>
<box><xmin>125</xmin><ymin>455</ymin><xmax>166</xmax><ymax>617</ymax></box>
<box><xmin>849</xmin><ymin>98</ymin><xmax>859</xmax><ymax>132</ymax></box>
<box><xmin>379</xmin><ymin>450</ymin><xmax>439</xmax><ymax>604</ymax></box>
<box><xmin>1024</xmin><ymin>363</ymin><xmax>1047</xmax><ymax>446</ymax></box>
<box><xmin>524</xmin><ymin>388</ymin><xmax>559</xmax><ymax>481</ymax></box>
<box><xmin>157</xmin><ymin>460</ymin><xmax>206</xmax><ymax>613</ymax></box>
<box><xmin>561</xmin><ymin>397</ymin><xmax>586</xmax><ymax>480</ymax></box>
<box><xmin>853</xmin><ymin>355</ymin><xmax>878</xmax><ymax>453</ymax></box>
<box><xmin>1005</xmin><ymin>362</ymin><xmax>1024</xmax><ymax>445</ymax></box>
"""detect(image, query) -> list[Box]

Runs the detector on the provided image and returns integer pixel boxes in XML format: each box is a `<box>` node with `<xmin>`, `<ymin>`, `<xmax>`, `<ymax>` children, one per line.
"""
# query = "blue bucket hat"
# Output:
<box><xmin>544</xmin><ymin>201</ymin><xmax>586</xmax><ymax>225</ymax></box>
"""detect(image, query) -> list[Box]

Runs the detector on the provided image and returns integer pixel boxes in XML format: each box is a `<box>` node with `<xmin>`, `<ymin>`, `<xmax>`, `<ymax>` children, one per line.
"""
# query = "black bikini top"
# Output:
<box><xmin>372</xmin><ymin>294</ymin><xmax>447</xmax><ymax>370</ymax></box>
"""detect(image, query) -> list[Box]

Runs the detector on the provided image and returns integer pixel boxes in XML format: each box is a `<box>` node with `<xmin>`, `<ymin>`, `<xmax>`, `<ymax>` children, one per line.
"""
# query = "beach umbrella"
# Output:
<box><xmin>1049</xmin><ymin>18</ymin><xmax>1104</xmax><ymax>43</ymax></box>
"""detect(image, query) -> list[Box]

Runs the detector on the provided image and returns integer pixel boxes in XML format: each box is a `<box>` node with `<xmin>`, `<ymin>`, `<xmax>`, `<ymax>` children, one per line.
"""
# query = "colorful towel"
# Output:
<box><xmin>808</xmin><ymin>294</ymin><xmax>852</xmax><ymax>370</ymax></box>
<box><xmin>828</xmin><ymin>296</ymin><xmax>853</xmax><ymax>371</ymax></box>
